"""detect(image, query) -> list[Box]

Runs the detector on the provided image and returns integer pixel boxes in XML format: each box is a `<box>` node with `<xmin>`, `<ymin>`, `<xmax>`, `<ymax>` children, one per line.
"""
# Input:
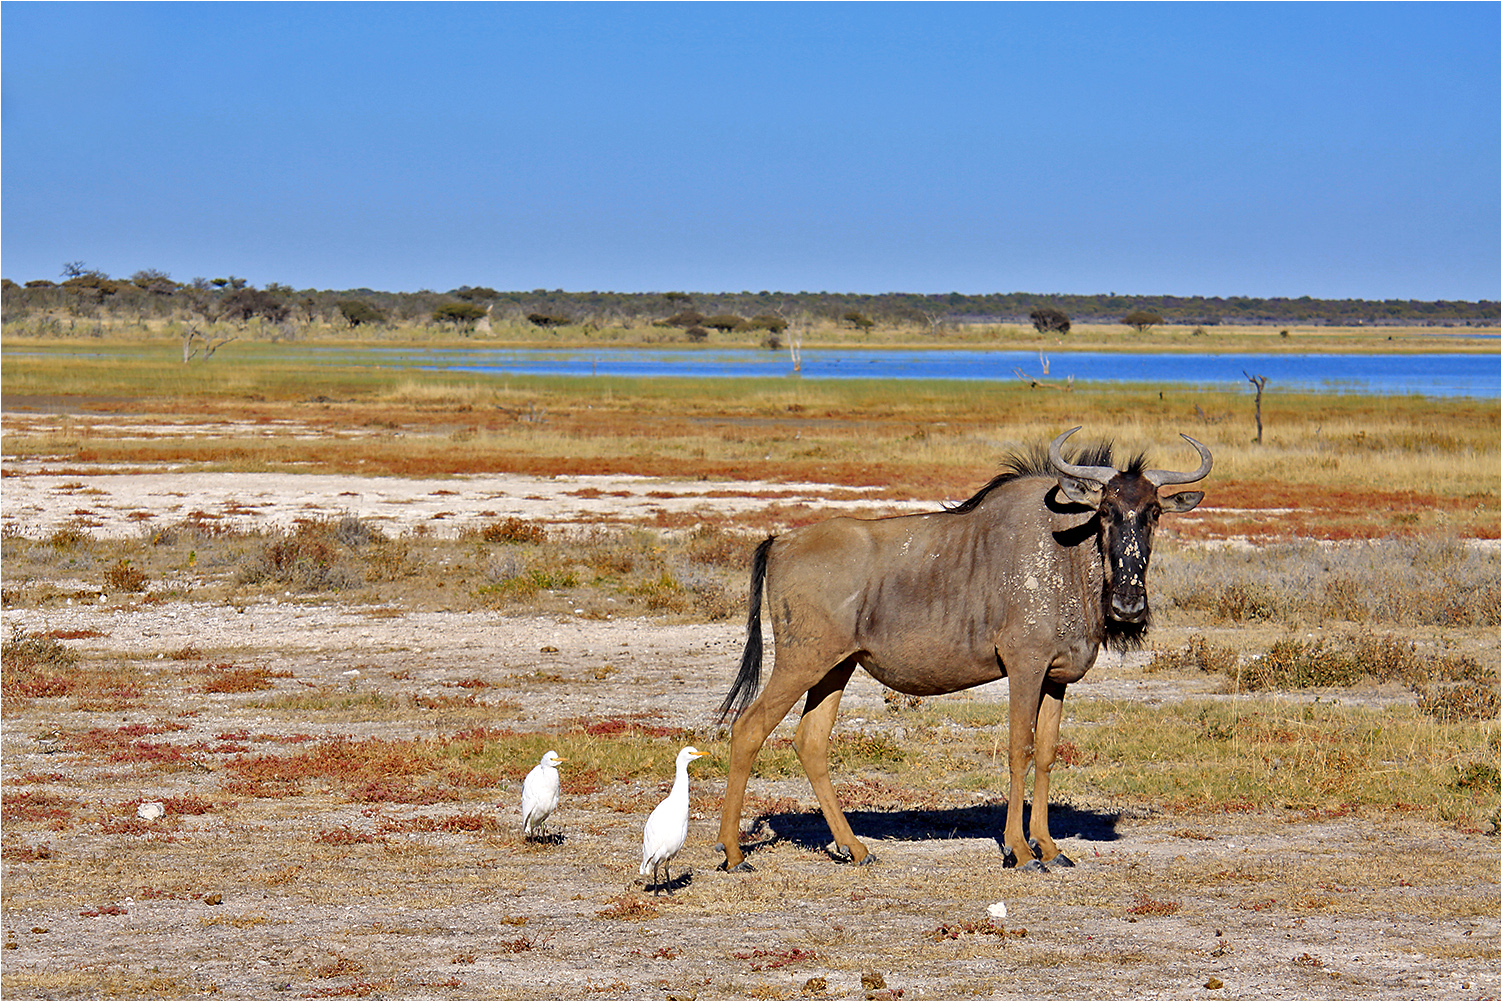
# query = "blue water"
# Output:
<box><xmin>372</xmin><ymin>347</ymin><xmax>1499</xmax><ymax>398</ymax></box>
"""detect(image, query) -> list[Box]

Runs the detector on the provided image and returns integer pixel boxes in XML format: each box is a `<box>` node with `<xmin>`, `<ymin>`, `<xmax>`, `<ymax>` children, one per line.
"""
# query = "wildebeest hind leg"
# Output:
<box><xmin>1027</xmin><ymin>681</ymin><xmax>1073</xmax><ymax>867</ymax></box>
<box><xmin>794</xmin><ymin>658</ymin><xmax>871</xmax><ymax>865</ymax></box>
<box><xmin>715</xmin><ymin>670</ymin><xmax>822</xmax><ymax>871</ymax></box>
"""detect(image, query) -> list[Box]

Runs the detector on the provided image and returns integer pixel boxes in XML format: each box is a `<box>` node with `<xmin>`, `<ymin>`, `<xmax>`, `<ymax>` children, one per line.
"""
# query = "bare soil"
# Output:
<box><xmin>1</xmin><ymin>439</ymin><xmax>1498</xmax><ymax>1000</ymax></box>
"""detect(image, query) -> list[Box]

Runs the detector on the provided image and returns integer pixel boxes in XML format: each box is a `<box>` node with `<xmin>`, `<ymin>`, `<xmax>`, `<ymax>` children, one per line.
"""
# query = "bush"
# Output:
<box><xmin>239</xmin><ymin>523</ymin><xmax>362</xmax><ymax>592</ymax></box>
<box><xmin>103</xmin><ymin>559</ymin><xmax>148</xmax><ymax>593</ymax></box>
<box><xmin>703</xmin><ymin>314</ymin><xmax>744</xmax><ymax>333</ymax></box>
<box><xmin>656</xmin><ymin>310</ymin><xmax>706</xmax><ymax>329</ymax></box>
<box><xmin>2</xmin><ymin>625</ymin><xmax>79</xmax><ymax>697</ymax></box>
<box><xmin>470</xmin><ymin>517</ymin><xmax>548</xmax><ymax>545</ymax></box>
<box><xmin>1029</xmin><ymin>307</ymin><xmax>1071</xmax><ymax>334</ymax></box>
<box><xmin>525</xmin><ymin>312</ymin><xmax>571</xmax><ymax>329</ymax></box>
<box><xmin>434</xmin><ymin>303</ymin><xmax>488</xmax><ymax>326</ymax></box>
<box><xmin>336</xmin><ymin>300</ymin><xmax>385</xmax><ymax>328</ymax></box>
<box><xmin>1123</xmin><ymin>310</ymin><xmax>1164</xmax><ymax>332</ymax></box>
<box><xmin>1238</xmin><ymin>637</ymin><xmax>1362</xmax><ymax>691</ymax></box>
<box><xmin>219</xmin><ymin>287</ymin><xmax>289</xmax><ymax>323</ymax></box>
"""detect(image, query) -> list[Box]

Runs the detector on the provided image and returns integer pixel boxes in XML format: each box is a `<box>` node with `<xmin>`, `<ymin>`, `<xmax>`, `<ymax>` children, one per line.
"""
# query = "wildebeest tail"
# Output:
<box><xmin>717</xmin><ymin>535</ymin><xmax>775</xmax><ymax>722</ymax></box>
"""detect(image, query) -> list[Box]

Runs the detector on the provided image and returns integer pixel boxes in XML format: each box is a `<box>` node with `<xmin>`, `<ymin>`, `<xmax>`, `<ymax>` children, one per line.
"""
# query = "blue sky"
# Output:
<box><xmin>3</xmin><ymin>2</ymin><xmax>1498</xmax><ymax>300</ymax></box>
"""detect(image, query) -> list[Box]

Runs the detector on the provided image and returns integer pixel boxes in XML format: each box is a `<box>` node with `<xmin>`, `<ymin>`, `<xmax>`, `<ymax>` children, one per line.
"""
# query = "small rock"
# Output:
<box><xmin>1205</xmin><ymin>976</ymin><xmax>1224</xmax><ymax>990</ymax></box>
<box><xmin>136</xmin><ymin>802</ymin><xmax>165</xmax><ymax>821</ymax></box>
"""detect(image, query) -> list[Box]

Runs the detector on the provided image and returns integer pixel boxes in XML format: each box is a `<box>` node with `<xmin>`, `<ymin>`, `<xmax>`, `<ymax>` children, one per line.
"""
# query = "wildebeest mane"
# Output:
<box><xmin>945</xmin><ymin>440</ymin><xmax>1147</xmax><ymax>515</ymax></box>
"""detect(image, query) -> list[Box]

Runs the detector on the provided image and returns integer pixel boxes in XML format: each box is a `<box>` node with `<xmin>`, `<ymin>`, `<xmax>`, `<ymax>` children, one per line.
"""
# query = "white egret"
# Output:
<box><xmin>520</xmin><ymin>750</ymin><xmax>565</xmax><ymax>839</ymax></box>
<box><xmin>639</xmin><ymin>746</ymin><xmax>707</xmax><ymax>894</ymax></box>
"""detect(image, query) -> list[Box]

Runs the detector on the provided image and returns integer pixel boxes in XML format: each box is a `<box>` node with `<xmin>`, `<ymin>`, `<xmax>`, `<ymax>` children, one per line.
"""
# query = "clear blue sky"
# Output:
<box><xmin>3</xmin><ymin>2</ymin><xmax>1498</xmax><ymax>300</ymax></box>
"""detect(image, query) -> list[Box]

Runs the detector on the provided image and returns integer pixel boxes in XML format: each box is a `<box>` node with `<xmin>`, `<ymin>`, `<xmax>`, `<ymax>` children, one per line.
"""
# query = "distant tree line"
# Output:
<box><xmin>3</xmin><ymin>265</ymin><xmax>1497</xmax><ymax>332</ymax></box>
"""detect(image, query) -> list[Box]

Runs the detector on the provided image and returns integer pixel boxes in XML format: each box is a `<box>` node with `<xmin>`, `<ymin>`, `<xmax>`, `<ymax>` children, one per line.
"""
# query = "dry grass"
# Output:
<box><xmin>2</xmin><ymin>335</ymin><xmax>1498</xmax><ymax>998</ymax></box>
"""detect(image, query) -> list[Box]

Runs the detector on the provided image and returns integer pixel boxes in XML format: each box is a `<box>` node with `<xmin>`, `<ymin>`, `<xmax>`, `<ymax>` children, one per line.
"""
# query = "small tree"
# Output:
<box><xmin>525</xmin><ymin>311</ymin><xmax>571</xmax><ymax>329</ymax></box>
<box><xmin>435</xmin><ymin>302</ymin><xmax>489</xmax><ymax>327</ymax></box>
<box><xmin>657</xmin><ymin>309</ymin><xmax>706</xmax><ymax>329</ymax></box>
<box><xmin>1029</xmin><ymin>306</ymin><xmax>1071</xmax><ymax>334</ymax></box>
<box><xmin>219</xmin><ymin>287</ymin><xmax>288</xmax><ymax>323</ymax></box>
<box><xmin>336</xmin><ymin>300</ymin><xmax>385</xmax><ymax>328</ymax></box>
<box><xmin>843</xmin><ymin>311</ymin><xmax>875</xmax><ymax>332</ymax></box>
<box><xmin>703</xmin><ymin>314</ymin><xmax>745</xmax><ymax>334</ymax></box>
<box><xmin>454</xmin><ymin>286</ymin><xmax>499</xmax><ymax>302</ymax></box>
<box><xmin>1245</xmin><ymin>371</ymin><xmax>1269</xmax><ymax>444</ymax></box>
<box><xmin>1123</xmin><ymin>310</ymin><xmax>1164</xmax><ymax>332</ymax></box>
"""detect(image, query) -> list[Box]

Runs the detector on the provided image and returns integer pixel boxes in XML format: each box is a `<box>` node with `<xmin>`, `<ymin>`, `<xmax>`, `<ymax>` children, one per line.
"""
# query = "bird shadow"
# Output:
<box><xmin>747</xmin><ymin>801</ymin><xmax>1120</xmax><ymax>859</ymax></box>
<box><xmin>524</xmin><ymin>830</ymin><xmax>567</xmax><ymax>846</ymax></box>
<box><xmin>641</xmin><ymin>870</ymin><xmax>694</xmax><ymax>895</ymax></box>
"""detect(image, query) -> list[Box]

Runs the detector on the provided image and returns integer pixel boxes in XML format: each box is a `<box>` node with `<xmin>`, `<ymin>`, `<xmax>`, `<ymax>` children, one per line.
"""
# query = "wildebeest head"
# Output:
<box><xmin>1049</xmin><ymin>426</ymin><xmax>1212</xmax><ymax>628</ymax></box>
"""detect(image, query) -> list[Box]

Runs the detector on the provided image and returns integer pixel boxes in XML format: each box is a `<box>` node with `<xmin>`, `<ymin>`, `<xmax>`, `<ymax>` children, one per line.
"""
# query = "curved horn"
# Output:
<box><xmin>1144</xmin><ymin>433</ymin><xmax>1213</xmax><ymax>487</ymax></box>
<box><xmin>1048</xmin><ymin>426</ymin><xmax>1119</xmax><ymax>484</ymax></box>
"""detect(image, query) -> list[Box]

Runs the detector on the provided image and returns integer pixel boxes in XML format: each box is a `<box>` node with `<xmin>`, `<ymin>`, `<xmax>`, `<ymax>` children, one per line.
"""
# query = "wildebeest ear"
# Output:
<box><xmin>1159</xmin><ymin>490</ymin><xmax>1204</xmax><ymax>513</ymax></box>
<box><xmin>1055</xmin><ymin>473</ymin><xmax>1104</xmax><ymax>507</ymax></box>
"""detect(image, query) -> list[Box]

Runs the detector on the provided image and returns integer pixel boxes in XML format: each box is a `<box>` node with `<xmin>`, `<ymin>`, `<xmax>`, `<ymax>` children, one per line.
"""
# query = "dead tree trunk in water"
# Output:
<box><xmin>1244</xmin><ymin>371</ymin><xmax>1268</xmax><ymax>444</ymax></box>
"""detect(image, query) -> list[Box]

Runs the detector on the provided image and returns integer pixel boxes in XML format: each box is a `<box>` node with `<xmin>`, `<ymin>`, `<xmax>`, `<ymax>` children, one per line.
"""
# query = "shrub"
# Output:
<box><xmin>1236</xmin><ymin>637</ymin><xmax>1362</xmax><ymax>691</ymax></box>
<box><xmin>1</xmin><ymin>625</ymin><xmax>79</xmax><ymax>697</ymax></box>
<box><xmin>434</xmin><ymin>303</ymin><xmax>488</xmax><ymax>326</ymax></box>
<box><xmin>1029</xmin><ymin>307</ymin><xmax>1071</xmax><ymax>334</ymax></box>
<box><xmin>471</xmin><ymin>517</ymin><xmax>548</xmax><ymax>545</ymax></box>
<box><xmin>656</xmin><ymin>310</ymin><xmax>705</xmax><ymax>329</ymax></box>
<box><xmin>335</xmin><ymin>300</ymin><xmax>385</xmax><ymax>328</ymax></box>
<box><xmin>218</xmin><ymin>287</ymin><xmax>289</xmax><ymax>323</ymax></box>
<box><xmin>1124</xmin><ymin>310</ymin><xmax>1164</xmax><ymax>332</ymax></box>
<box><xmin>239</xmin><ymin>524</ymin><xmax>362</xmax><ymax>592</ymax></box>
<box><xmin>525</xmin><ymin>312</ymin><xmax>571</xmax><ymax>329</ymax></box>
<box><xmin>683</xmin><ymin>525</ymin><xmax>755</xmax><ymax>568</ymax></box>
<box><xmin>703</xmin><ymin>314</ymin><xmax>744</xmax><ymax>333</ymax></box>
<box><xmin>745</xmin><ymin>314</ymin><xmax>788</xmax><ymax>334</ymax></box>
<box><xmin>205</xmin><ymin>666</ymin><xmax>276</xmax><ymax>694</ymax></box>
<box><xmin>104</xmin><ymin>559</ymin><xmax>148</xmax><ymax>593</ymax></box>
<box><xmin>1148</xmin><ymin>635</ymin><xmax>1237</xmax><ymax>675</ymax></box>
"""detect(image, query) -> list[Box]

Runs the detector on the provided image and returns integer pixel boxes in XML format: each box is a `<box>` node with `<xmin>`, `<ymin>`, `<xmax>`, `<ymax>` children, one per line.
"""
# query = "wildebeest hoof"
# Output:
<box><xmin>1048</xmin><ymin>852</ymin><xmax>1076</xmax><ymax>868</ymax></box>
<box><xmin>1019</xmin><ymin>858</ymin><xmax>1050</xmax><ymax>874</ymax></box>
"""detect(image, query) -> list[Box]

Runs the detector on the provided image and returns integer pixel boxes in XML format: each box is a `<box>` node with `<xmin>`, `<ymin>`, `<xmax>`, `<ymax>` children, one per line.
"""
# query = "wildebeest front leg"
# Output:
<box><xmin>1004</xmin><ymin>668</ymin><xmax>1048</xmax><ymax>873</ymax></box>
<box><xmin>794</xmin><ymin>659</ymin><xmax>872</xmax><ymax>865</ymax></box>
<box><xmin>1027</xmin><ymin>680</ymin><xmax>1074</xmax><ymax>868</ymax></box>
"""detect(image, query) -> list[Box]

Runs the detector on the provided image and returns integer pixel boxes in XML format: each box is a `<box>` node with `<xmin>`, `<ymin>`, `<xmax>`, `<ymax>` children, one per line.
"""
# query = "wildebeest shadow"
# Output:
<box><xmin>748</xmin><ymin>801</ymin><xmax>1120</xmax><ymax>858</ymax></box>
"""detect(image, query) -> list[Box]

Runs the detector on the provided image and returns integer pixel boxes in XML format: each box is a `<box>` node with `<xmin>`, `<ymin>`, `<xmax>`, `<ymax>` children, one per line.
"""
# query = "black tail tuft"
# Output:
<box><xmin>717</xmin><ymin>536</ymin><xmax>774</xmax><ymax>723</ymax></box>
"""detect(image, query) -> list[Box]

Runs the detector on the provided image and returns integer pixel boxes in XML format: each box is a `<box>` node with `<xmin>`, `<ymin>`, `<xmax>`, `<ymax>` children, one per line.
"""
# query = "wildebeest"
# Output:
<box><xmin>714</xmin><ymin>427</ymin><xmax>1212</xmax><ymax>873</ymax></box>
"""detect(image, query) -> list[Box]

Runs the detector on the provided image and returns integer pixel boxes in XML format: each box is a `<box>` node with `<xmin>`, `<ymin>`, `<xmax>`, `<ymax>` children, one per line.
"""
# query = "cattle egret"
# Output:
<box><xmin>136</xmin><ymin>801</ymin><xmax>164</xmax><ymax>821</ymax></box>
<box><xmin>640</xmin><ymin>746</ymin><xmax>707</xmax><ymax>894</ymax></box>
<box><xmin>520</xmin><ymin>750</ymin><xmax>565</xmax><ymax>839</ymax></box>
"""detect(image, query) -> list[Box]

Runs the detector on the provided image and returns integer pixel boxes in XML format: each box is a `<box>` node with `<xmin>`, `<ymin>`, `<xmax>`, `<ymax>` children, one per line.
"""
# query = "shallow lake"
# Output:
<box><xmin>373</xmin><ymin>347</ymin><xmax>1499</xmax><ymax>398</ymax></box>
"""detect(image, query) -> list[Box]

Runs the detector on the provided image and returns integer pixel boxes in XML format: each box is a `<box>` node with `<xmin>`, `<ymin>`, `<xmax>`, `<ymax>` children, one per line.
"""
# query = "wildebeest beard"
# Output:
<box><xmin>1103</xmin><ymin>596</ymin><xmax>1150</xmax><ymax>650</ymax></box>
